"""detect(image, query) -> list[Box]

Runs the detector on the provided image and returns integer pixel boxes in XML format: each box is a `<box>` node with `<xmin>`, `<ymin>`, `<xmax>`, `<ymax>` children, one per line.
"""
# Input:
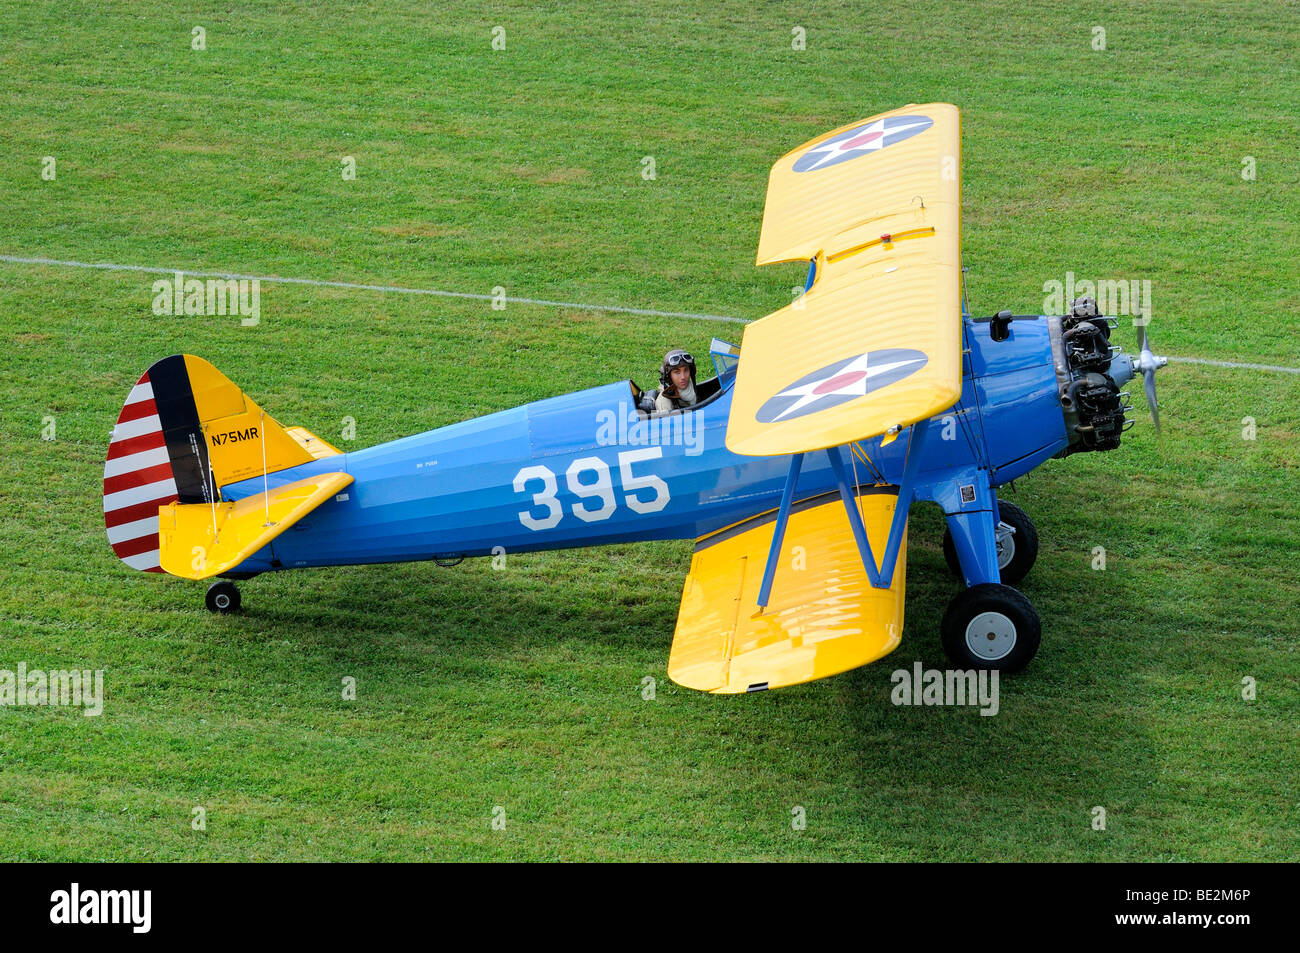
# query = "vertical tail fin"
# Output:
<box><xmin>103</xmin><ymin>354</ymin><xmax>339</xmax><ymax>573</ymax></box>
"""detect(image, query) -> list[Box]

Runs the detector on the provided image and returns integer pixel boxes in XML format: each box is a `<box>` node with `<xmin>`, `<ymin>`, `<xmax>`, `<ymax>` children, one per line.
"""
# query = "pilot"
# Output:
<box><xmin>654</xmin><ymin>349</ymin><xmax>697</xmax><ymax>414</ymax></box>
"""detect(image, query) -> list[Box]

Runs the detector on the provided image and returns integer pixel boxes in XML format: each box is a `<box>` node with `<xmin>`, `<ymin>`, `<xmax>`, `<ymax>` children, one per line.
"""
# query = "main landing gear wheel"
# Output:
<box><xmin>205</xmin><ymin>581</ymin><xmax>242</xmax><ymax>614</ymax></box>
<box><xmin>943</xmin><ymin>500</ymin><xmax>1039</xmax><ymax>585</ymax></box>
<box><xmin>941</xmin><ymin>583</ymin><xmax>1041</xmax><ymax>672</ymax></box>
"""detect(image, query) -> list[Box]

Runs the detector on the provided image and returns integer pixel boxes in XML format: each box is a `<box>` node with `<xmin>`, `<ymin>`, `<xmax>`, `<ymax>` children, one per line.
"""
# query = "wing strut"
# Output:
<box><xmin>829</xmin><ymin>417</ymin><xmax>930</xmax><ymax>589</ymax></box>
<box><xmin>754</xmin><ymin>418</ymin><xmax>934</xmax><ymax>607</ymax></box>
<box><xmin>755</xmin><ymin>453</ymin><xmax>804</xmax><ymax>610</ymax></box>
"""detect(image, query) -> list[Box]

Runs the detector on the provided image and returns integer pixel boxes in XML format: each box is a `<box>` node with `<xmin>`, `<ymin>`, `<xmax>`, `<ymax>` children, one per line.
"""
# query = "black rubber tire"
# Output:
<box><xmin>205</xmin><ymin>581</ymin><xmax>241</xmax><ymax>614</ymax></box>
<box><xmin>940</xmin><ymin>583</ymin><xmax>1041</xmax><ymax>672</ymax></box>
<box><xmin>942</xmin><ymin>500</ymin><xmax>1039</xmax><ymax>585</ymax></box>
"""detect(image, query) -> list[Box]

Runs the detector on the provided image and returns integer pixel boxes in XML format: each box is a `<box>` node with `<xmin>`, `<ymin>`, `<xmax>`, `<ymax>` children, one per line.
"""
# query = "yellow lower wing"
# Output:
<box><xmin>158</xmin><ymin>471</ymin><xmax>353</xmax><ymax>579</ymax></box>
<box><xmin>668</xmin><ymin>489</ymin><xmax>906</xmax><ymax>694</ymax></box>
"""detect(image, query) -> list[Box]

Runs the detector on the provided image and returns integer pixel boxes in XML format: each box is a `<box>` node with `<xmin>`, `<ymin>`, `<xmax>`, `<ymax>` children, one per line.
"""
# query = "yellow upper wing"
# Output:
<box><xmin>727</xmin><ymin>103</ymin><xmax>962</xmax><ymax>457</ymax></box>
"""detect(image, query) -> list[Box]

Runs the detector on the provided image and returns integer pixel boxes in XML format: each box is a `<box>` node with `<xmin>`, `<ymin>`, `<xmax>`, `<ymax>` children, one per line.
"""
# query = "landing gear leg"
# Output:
<box><xmin>943</xmin><ymin>500</ymin><xmax>1039</xmax><ymax>585</ymax></box>
<box><xmin>205</xmin><ymin>580</ymin><xmax>242</xmax><ymax>614</ymax></box>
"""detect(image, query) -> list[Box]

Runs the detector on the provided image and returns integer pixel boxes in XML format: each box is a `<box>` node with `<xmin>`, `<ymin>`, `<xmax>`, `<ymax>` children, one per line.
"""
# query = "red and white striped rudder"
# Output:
<box><xmin>102</xmin><ymin>371</ymin><xmax>179</xmax><ymax>572</ymax></box>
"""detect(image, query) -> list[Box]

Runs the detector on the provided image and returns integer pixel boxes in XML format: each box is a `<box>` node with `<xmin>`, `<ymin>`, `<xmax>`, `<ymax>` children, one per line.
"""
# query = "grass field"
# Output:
<box><xmin>1</xmin><ymin>1</ymin><xmax>1297</xmax><ymax>860</ymax></box>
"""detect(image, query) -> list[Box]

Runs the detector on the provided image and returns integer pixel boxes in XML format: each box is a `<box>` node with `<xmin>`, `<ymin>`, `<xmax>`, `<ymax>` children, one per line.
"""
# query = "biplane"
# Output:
<box><xmin>103</xmin><ymin>103</ymin><xmax>1167</xmax><ymax>692</ymax></box>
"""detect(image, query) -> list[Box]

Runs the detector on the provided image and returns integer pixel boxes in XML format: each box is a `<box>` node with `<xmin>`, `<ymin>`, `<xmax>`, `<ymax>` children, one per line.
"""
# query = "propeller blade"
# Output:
<box><xmin>1135</xmin><ymin>321</ymin><xmax>1163</xmax><ymax>443</ymax></box>
<box><xmin>1144</xmin><ymin>367</ymin><xmax>1161</xmax><ymax>439</ymax></box>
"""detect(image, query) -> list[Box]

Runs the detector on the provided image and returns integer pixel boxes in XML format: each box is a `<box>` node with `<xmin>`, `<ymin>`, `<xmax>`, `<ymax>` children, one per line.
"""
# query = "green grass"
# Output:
<box><xmin>0</xmin><ymin>0</ymin><xmax>1296</xmax><ymax>860</ymax></box>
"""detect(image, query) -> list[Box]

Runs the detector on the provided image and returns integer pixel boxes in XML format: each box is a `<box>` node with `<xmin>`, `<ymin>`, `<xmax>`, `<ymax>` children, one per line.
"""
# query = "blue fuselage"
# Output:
<box><xmin>223</xmin><ymin>317</ymin><xmax>1076</xmax><ymax>573</ymax></box>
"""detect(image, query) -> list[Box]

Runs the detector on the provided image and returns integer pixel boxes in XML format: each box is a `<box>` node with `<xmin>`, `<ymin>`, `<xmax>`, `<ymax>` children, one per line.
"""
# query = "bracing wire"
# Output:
<box><xmin>851</xmin><ymin>440</ymin><xmax>885</xmax><ymax>485</ymax></box>
<box><xmin>847</xmin><ymin>445</ymin><xmax>870</xmax><ymax>565</ymax></box>
<box><xmin>259</xmin><ymin>410</ymin><xmax>272</xmax><ymax>526</ymax></box>
<box><xmin>198</xmin><ymin>423</ymin><xmax>219</xmax><ymax>544</ymax></box>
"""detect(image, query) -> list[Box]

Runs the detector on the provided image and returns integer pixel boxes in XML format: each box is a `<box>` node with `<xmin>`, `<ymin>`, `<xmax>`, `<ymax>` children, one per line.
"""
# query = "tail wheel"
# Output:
<box><xmin>205</xmin><ymin>581</ymin><xmax>242</xmax><ymax>614</ymax></box>
<box><xmin>943</xmin><ymin>500</ymin><xmax>1039</xmax><ymax>585</ymax></box>
<box><xmin>940</xmin><ymin>583</ymin><xmax>1041</xmax><ymax>672</ymax></box>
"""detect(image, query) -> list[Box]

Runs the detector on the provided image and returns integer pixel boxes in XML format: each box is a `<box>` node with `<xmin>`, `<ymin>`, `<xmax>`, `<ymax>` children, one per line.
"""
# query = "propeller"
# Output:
<box><xmin>1133</xmin><ymin>321</ymin><xmax>1168</xmax><ymax>440</ymax></box>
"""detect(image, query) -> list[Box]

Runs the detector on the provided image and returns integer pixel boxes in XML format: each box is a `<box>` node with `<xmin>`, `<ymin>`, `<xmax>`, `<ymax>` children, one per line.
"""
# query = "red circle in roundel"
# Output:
<box><xmin>812</xmin><ymin>371</ymin><xmax>867</xmax><ymax>395</ymax></box>
<box><xmin>841</xmin><ymin>131</ymin><xmax>882</xmax><ymax>150</ymax></box>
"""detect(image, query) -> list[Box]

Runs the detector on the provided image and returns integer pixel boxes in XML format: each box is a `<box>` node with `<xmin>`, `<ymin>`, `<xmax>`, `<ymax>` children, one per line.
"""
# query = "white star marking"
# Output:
<box><xmin>799</xmin><ymin>118</ymin><xmax>933</xmax><ymax>171</ymax></box>
<box><xmin>768</xmin><ymin>354</ymin><xmax>922</xmax><ymax>422</ymax></box>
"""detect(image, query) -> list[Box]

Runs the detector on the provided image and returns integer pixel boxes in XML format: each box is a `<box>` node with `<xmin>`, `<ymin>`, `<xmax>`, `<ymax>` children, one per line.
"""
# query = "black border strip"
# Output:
<box><xmin>147</xmin><ymin>355</ymin><xmax>213</xmax><ymax>505</ymax></box>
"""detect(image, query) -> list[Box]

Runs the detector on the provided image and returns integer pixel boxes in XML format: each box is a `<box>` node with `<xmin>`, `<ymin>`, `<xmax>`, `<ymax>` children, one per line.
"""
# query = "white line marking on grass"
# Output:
<box><xmin>1166</xmin><ymin>356</ymin><xmax>1300</xmax><ymax>375</ymax></box>
<box><xmin>0</xmin><ymin>254</ymin><xmax>746</xmax><ymax>324</ymax></box>
<box><xmin>5</xmin><ymin>254</ymin><xmax>1300</xmax><ymax>373</ymax></box>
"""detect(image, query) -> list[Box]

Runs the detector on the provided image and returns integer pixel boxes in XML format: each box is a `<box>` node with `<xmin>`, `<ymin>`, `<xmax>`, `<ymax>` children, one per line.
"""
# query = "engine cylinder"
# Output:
<box><xmin>1048</xmin><ymin>299</ymin><xmax>1131</xmax><ymax>455</ymax></box>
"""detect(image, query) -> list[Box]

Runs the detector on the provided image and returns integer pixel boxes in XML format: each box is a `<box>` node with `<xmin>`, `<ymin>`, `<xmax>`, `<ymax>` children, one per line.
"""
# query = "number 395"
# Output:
<box><xmin>512</xmin><ymin>447</ymin><xmax>669</xmax><ymax>530</ymax></box>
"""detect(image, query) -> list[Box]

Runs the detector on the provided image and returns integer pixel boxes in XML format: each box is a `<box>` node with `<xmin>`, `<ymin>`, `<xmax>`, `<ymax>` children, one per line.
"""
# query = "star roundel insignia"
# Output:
<box><xmin>755</xmin><ymin>349</ymin><xmax>929</xmax><ymax>423</ymax></box>
<box><xmin>792</xmin><ymin>115</ymin><xmax>934</xmax><ymax>173</ymax></box>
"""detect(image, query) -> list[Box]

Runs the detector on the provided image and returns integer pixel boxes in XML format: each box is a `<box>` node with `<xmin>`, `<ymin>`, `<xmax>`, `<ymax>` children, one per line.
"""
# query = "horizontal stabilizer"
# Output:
<box><xmin>284</xmin><ymin>426</ymin><xmax>342</xmax><ymax>460</ymax></box>
<box><xmin>158</xmin><ymin>471</ymin><xmax>353</xmax><ymax>579</ymax></box>
<box><xmin>668</xmin><ymin>488</ymin><xmax>906</xmax><ymax>694</ymax></box>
